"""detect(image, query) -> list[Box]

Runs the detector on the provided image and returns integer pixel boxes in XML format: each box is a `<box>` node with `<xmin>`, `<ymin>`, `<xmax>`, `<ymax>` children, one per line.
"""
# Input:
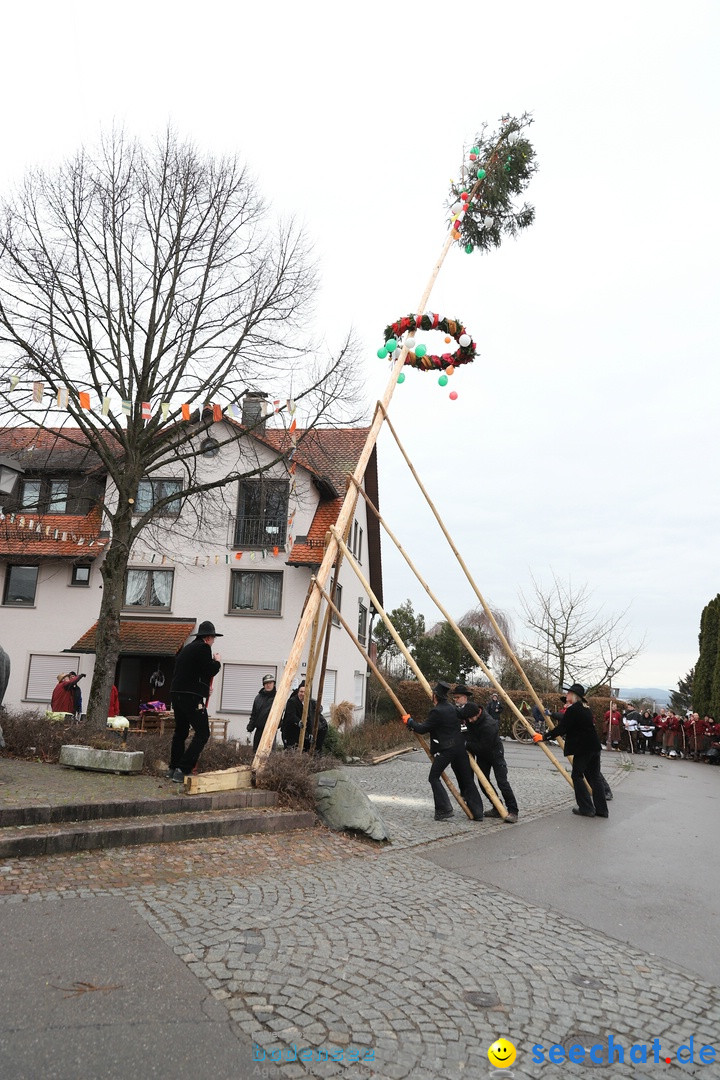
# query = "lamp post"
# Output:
<box><xmin>0</xmin><ymin>455</ymin><xmax>24</xmax><ymax>499</ymax></box>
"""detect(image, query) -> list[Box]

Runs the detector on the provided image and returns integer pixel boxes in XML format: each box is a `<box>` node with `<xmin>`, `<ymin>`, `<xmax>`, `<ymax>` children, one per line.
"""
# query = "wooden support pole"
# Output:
<box><xmin>373</xmin><ymin>412</ymin><xmax>578</xmax><ymax>770</ymax></box>
<box><xmin>331</xmin><ymin>519</ymin><xmax>574</xmax><ymax>791</ymax></box>
<box><xmin>314</xmin><ymin>581</ymin><xmax>476</xmax><ymax>819</ymax></box>
<box><xmin>252</xmin><ymin>224</ymin><xmax>459</xmax><ymax>774</ymax></box>
<box><xmin>324</xmin><ymin>533</ymin><xmax>510</xmax><ymax>813</ymax></box>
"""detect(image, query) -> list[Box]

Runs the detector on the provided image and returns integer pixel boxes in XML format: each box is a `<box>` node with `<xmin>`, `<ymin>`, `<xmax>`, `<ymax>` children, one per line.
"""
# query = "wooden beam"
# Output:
<box><xmin>183</xmin><ymin>766</ymin><xmax>253</xmax><ymax>795</ymax></box>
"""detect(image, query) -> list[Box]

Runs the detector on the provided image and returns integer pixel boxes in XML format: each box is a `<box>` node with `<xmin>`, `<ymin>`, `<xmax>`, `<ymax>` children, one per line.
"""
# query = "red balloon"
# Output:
<box><xmin>449</xmin><ymin>391</ymin><xmax>458</xmax><ymax>401</ymax></box>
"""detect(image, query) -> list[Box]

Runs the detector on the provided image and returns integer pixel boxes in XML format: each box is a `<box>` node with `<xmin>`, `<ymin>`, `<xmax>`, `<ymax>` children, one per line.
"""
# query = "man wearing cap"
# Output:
<box><xmin>544</xmin><ymin>683</ymin><xmax>608</xmax><ymax>818</ymax></box>
<box><xmin>406</xmin><ymin>681</ymin><xmax>485</xmax><ymax>821</ymax></box>
<box><xmin>247</xmin><ymin>674</ymin><xmax>277</xmax><ymax>751</ymax></box>
<box><xmin>168</xmin><ymin>620</ymin><xmax>222</xmax><ymax>782</ymax></box>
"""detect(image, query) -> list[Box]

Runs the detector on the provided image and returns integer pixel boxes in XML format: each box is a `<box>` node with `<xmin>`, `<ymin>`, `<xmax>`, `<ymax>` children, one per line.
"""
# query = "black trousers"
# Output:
<box><xmin>429</xmin><ymin>746</ymin><xmax>484</xmax><ymax>819</ymax></box>
<box><xmin>471</xmin><ymin>748</ymin><xmax>519</xmax><ymax>815</ymax></box>
<box><xmin>571</xmin><ymin>750</ymin><xmax>608</xmax><ymax>815</ymax></box>
<box><xmin>170</xmin><ymin>694</ymin><xmax>210</xmax><ymax>775</ymax></box>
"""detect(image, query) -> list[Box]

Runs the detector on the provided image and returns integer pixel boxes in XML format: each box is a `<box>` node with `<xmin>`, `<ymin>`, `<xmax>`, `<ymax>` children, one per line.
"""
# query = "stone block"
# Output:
<box><xmin>59</xmin><ymin>744</ymin><xmax>144</xmax><ymax>773</ymax></box>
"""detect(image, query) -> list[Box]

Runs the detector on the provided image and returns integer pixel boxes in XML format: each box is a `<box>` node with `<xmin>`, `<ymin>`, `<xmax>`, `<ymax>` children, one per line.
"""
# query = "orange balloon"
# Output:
<box><xmin>446</xmin><ymin>365</ymin><xmax>455</xmax><ymax>376</ymax></box>
<box><xmin>444</xmin><ymin>335</ymin><xmax>451</xmax><ymax>343</ymax></box>
<box><xmin>452</xmin><ymin>230</ymin><xmax>460</xmax><ymax>240</ymax></box>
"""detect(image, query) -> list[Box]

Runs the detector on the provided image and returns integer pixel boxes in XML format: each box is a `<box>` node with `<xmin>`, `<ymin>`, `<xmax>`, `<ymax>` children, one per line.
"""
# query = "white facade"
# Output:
<box><xmin>0</xmin><ymin>419</ymin><xmax>382</xmax><ymax>741</ymax></box>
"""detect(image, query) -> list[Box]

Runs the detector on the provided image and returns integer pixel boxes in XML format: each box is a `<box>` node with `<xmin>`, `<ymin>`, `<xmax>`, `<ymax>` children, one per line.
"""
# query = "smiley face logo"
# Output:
<box><xmin>488</xmin><ymin>1038</ymin><xmax>517</xmax><ymax>1068</ymax></box>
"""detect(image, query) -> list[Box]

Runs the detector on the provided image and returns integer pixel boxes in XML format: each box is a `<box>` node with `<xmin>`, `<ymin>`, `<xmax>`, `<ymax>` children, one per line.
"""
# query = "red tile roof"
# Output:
<box><xmin>71</xmin><ymin>619</ymin><xmax>196</xmax><ymax>655</ymax></box>
<box><xmin>0</xmin><ymin>507</ymin><xmax>105</xmax><ymax>559</ymax></box>
<box><xmin>287</xmin><ymin>498</ymin><xmax>343</xmax><ymax>566</ymax></box>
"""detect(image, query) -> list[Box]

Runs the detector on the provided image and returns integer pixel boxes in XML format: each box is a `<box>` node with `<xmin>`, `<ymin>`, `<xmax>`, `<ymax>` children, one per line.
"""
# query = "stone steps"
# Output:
<box><xmin>0</xmin><ymin>789</ymin><xmax>315</xmax><ymax>858</ymax></box>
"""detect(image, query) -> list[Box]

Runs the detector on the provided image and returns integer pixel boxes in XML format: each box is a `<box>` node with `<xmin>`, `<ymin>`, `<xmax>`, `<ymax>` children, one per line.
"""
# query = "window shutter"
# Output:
<box><xmin>321</xmin><ymin>669</ymin><xmax>336</xmax><ymax>712</ymax></box>
<box><xmin>26</xmin><ymin>654</ymin><xmax>80</xmax><ymax>703</ymax></box>
<box><xmin>220</xmin><ymin>664</ymin><xmax>277</xmax><ymax>713</ymax></box>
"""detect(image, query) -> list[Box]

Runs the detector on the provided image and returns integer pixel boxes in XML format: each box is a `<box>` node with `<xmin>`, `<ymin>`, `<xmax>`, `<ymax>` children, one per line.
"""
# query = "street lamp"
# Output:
<box><xmin>0</xmin><ymin>455</ymin><xmax>24</xmax><ymax>497</ymax></box>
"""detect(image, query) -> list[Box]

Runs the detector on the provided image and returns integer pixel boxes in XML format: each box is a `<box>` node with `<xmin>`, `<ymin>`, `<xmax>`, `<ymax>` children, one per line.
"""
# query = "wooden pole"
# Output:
<box><xmin>331</xmin><ymin>519</ymin><xmax>574</xmax><ymax>790</ymax></box>
<box><xmin>377</xmin><ymin>408</ymin><xmax>575</xmax><ymax>755</ymax></box>
<box><xmin>314</xmin><ymin>581</ymin><xmax>476</xmax><ymax>819</ymax></box>
<box><xmin>252</xmin><ymin>224</ymin><xmax>460</xmax><ymax>772</ymax></box>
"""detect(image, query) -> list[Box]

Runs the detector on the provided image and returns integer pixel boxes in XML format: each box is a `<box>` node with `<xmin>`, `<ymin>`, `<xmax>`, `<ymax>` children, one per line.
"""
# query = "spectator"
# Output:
<box><xmin>50</xmin><ymin>671</ymin><xmax>85</xmax><ymax>716</ymax></box>
<box><xmin>486</xmin><ymin>692</ymin><xmax>504</xmax><ymax>722</ymax></box>
<box><xmin>247</xmin><ymin>674</ymin><xmax>277</xmax><ymax>752</ymax></box>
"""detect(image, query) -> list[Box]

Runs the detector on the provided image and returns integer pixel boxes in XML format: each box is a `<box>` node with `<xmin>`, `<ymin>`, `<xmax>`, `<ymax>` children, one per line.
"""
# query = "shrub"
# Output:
<box><xmin>256</xmin><ymin>747</ymin><xmax>343</xmax><ymax>809</ymax></box>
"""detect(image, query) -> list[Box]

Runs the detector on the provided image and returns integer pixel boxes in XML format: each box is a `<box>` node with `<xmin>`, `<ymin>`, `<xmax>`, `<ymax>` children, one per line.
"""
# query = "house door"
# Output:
<box><xmin>114</xmin><ymin>655</ymin><xmax>175</xmax><ymax>716</ymax></box>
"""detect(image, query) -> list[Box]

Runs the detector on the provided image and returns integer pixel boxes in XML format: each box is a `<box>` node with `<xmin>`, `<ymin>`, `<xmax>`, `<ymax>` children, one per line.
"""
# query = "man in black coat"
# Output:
<box><xmin>247</xmin><ymin>674</ymin><xmax>277</xmax><ymax>751</ymax></box>
<box><xmin>168</xmin><ymin>620</ymin><xmax>222</xmax><ymax>782</ymax></box>
<box><xmin>544</xmin><ymin>683</ymin><xmax>608</xmax><ymax>818</ymax></box>
<box><xmin>406</xmin><ymin>681</ymin><xmax>485</xmax><ymax>821</ymax></box>
<box><xmin>455</xmin><ymin>685</ymin><xmax>519</xmax><ymax>823</ymax></box>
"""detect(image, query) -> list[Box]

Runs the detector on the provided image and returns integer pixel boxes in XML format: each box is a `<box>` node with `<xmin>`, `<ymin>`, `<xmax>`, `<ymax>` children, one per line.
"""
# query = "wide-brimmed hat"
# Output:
<box><xmin>453</xmin><ymin>684</ymin><xmax>473</xmax><ymax>697</ymax></box>
<box><xmin>564</xmin><ymin>683</ymin><xmax>586</xmax><ymax>700</ymax></box>
<box><xmin>262</xmin><ymin>673</ymin><xmax>275</xmax><ymax>684</ymax></box>
<box><xmin>433</xmin><ymin>680</ymin><xmax>452</xmax><ymax>698</ymax></box>
<box><xmin>195</xmin><ymin>620</ymin><xmax>223</xmax><ymax>637</ymax></box>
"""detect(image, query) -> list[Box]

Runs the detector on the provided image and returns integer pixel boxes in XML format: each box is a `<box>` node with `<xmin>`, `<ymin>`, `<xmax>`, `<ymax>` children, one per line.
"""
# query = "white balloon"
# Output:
<box><xmin>483</xmin><ymin>215</ymin><xmax>494</xmax><ymax>228</ymax></box>
<box><xmin>507</xmin><ymin>131</ymin><xmax>520</xmax><ymax>145</ymax></box>
<box><xmin>458</xmin><ymin>334</ymin><xmax>471</xmax><ymax>348</ymax></box>
<box><xmin>451</xmin><ymin>202</ymin><xmax>462</xmax><ymax>214</ymax></box>
<box><xmin>405</xmin><ymin>336</ymin><xmax>416</xmax><ymax>350</ymax></box>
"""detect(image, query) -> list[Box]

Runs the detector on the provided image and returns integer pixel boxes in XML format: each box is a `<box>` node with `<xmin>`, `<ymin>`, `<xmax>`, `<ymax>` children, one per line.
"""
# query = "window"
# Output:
<box><xmin>3</xmin><ymin>565</ymin><xmax>39</xmax><ymax>605</ymax></box>
<box><xmin>123</xmin><ymin>569</ymin><xmax>173</xmax><ymax>610</ymax></box>
<box><xmin>230</xmin><ymin>571</ymin><xmax>283</xmax><ymax>615</ymax></box>
<box><xmin>18</xmin><ymin>478</ymin><xmax>72</xmax><ymax>514</ymax></box>
<box><xmin>25</xmin><ymin>653</ymin><xmax>80</xmax><ymax>702</ymax></box>
<box><xmin>357</xmin><ymin>526</ymin><xmax>363</xmax><ymax>564</ymax></box>
<box><xmin>20</xmin><ymin>480</ymin><xmax>41</xmax><ymax>509</ymax></box>
<box><xmin>350</xmin><ymin>521</ymin><xmax>363</xmax><ymax>564</ymax></box>
<box><xmin>358</xmin><ymin>600</ymin><xmax>368</xmax><ymax>646</ymax></box>
<box><xmin>221</xmin><ymin>664</ymin><xmax>277</xmax><ymax>713</ymax></box>
<box><xmin>71</xmin><ymin>565</ymin><xmax>91</xmax><ymax>587</ymax></box>
<box><xmin>135</xmin><ymin>478</ymin><xmax>182</xmax><ymax>517</ymax></box>
<box><xmin>235</xmin><ymin>480</ymin><xmax>288</xmax><ymax>548</ymax></box>
<box><xmin>330</xmin><ymin>579</ymin><xmax>343</xmax><ymax>627</ymax></box>
<box><xmin>354</xmin><ymin>672</ymin><xmax>365</xmax><ymax>708</ymax></box>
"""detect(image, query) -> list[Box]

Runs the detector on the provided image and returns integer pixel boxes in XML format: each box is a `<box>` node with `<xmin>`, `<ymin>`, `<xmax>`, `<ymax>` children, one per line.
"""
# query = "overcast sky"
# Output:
<box><xmin>1</xmin><ymin>1</ymin><xmax>718</xmax><ymax>690</ymax></box>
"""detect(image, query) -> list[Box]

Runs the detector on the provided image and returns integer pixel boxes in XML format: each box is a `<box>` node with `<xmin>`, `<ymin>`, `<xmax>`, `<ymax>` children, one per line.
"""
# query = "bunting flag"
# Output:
<box><xmin>287</xmin><ymin>398</ymin><xmax>297</xmax><ymax>414</ymax></box>
<box><xmin>102</xmin><ymin>397</ymin><xmax>111</xmax><ymax>416</ymax></box>
<box><xmin>79</xmin><ymin>392</ymin><xmax>91</xmax><ymax>410</ymax></box>
<box><xmin>212</xmin><ymin>404</ymin><xmax>222</xmax><ymax>422</ymax></box>
<box><xmin>273</xmin><ymin>546</ymin><xmax>279</xmax><ymax>557</ymax></box>
<box><xmin>57</xmin><ymin>388</ymin><xmax>69</xmax><ymax>409</ymax></box>
<box><xmin>289</xmin><ymin>418</ymin><xmax>297</xmax><ymax>433</ymax></box>
<box><xmin>32</xmin><ymin>381</ymin><xmax>44</xmax><ymax>403</ymax></box>
<box><xmin>122</xmin><ymin>400</ymin><xmax>132</xmax><ymax>416</ymax></box>
<box><xmin>141</xmin><ymin>402</ymin><xmax>151</xmax><ymax>420</ymax></box>
<box><xmin>10</xmin><ymin>375</ymin><xmax>20</xmax><ymax>391</ymax></box>
<box><xmin>161</xmin><ymin>402</ymin><xmax>170</xmax><ymax>420</ymax></box>
<box><xmin>229</xmin><ymin>403</ymin><xmax>241</xmax><ymax>418</ymax></box>
<box><xmin>181</xmin><ymin>403</ymin><xmax>191</xmax><ymax>421</ymax></box>
<box><xmin>273</xmin><ymin>400</ymin><xmax>280</xmax><ymax>413</ymax></box>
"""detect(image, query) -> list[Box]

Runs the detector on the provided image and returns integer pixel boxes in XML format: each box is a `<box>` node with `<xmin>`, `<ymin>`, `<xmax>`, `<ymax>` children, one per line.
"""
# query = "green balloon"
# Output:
<box><xmin>386</xmin><ymin>337</ymin><xmax>397</xmax><ymax>352</ymax></box>
<box><xmin>397</xmin><ymin>372</ymin><xmax>405</xmax><ymax>384</ymax></box>
<box><xmin>465</xmin><ymin>243</ymin><xmax>474</xmax><ymax>254</ymax></box>
<box><xmin>438</xmin><ymin>374</ymin><xmax>448</xmax><ymax>387</ymax></box>
<box><xmin>476</xmin><ymin>168</ymin><xmax>486</xmax><ymax>180</ymax></box>
<box><xmin>377</xmin><ymin>347</ymin><xmax>388</xmax><ymax>359</ymax></box>
<box><xmin>415</xmin><ymin>344</ymin><xmax>427</xmax><ymax>358</ymax></box>
<box><xmin>471</xmin><ymin>146</ymin><xmax>480</xmax><ymax>155</ymax></box>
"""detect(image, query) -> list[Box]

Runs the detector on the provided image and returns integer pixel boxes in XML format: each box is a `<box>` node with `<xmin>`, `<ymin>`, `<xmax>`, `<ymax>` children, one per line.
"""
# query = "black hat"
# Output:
<box><xmin>564</xmin><ymin>683</ymin><xmax>586</xmax><ymax>699</ymax></box>
<box><xmin>433</xmin><ymin>680</ymin><xmax>451</xmax><ymax>698</ymax></box>
<box><xmin>196</xmin><ymin>620</ymin><xmax>223</xmax><ymax>637</ymax></box>
<box><xmin>453</xmin><ymin>684</ymin><xmax>473</xmax><ymax>697</ymax></box>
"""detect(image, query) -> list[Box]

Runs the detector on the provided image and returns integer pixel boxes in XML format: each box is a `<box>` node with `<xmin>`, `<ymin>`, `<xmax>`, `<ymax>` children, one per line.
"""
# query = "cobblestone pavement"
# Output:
<box><xmin>3</xmin><ymin>745</ymin><xmax>719</xmax><ymax>1079</ymax></box>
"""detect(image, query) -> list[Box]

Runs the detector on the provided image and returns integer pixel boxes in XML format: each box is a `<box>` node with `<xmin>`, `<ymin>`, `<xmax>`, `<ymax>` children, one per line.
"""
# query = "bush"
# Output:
<box><xmin>332</xmin><ymin>718</ymin><xmax>413</xmax><ymax>761</ymax></box>
<box><xmin>256</xmin><ymin>747</ymin><xmax>344</xmax><ymax>809</ymax></box>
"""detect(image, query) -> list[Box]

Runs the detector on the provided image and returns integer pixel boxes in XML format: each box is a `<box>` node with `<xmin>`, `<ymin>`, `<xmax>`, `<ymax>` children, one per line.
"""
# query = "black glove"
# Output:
<box><xmin>543</xmin><ymin>729</ymin><xmax>555</xmax><ymax>742</ymax></box>
<box><xmin>246</xmin><ymin>720</ymin><xmax>255</xmax><ymax>732</ymax></box>
<box><xmin>406</xmin><ymin>718</ymin><xmax>417</xmax><ymax>732</ymax></box>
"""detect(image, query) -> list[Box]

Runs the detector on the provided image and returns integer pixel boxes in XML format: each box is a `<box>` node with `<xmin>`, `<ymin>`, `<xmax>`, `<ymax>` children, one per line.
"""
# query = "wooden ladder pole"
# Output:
<box><xmin>314</xmin><ymin>581</ymin><xmax>474</xmax><ymax>819</ymax></box>
<box><xmin>327</xmin><ymin>527</ymin><xmax>512</xmax><ymax>811</ymax></box>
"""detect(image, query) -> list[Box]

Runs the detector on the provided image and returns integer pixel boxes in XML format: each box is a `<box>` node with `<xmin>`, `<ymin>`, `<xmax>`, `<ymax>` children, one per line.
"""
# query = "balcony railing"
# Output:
<box><xmin>233</xmin><ymin>516</ymin><xmax>287</xmax><ymax>549</ymax></box>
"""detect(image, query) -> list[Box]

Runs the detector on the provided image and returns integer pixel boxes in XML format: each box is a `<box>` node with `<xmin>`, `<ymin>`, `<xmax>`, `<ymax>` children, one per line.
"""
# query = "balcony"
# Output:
<box><xmin>232</xmin><ymin>515</ymin><xmax>287</xmax><ymax>549</ymax></box>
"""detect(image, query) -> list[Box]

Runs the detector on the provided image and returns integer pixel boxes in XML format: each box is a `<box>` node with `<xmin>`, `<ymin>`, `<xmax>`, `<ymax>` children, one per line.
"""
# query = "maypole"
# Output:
<box><xmin>252</xmin><ymin>112</ymin><xmax>538</xmax><ymax>772</ymax></box>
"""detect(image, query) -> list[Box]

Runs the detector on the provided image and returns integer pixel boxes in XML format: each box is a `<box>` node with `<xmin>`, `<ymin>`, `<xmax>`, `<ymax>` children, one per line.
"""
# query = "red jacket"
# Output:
<box><xmin>50</xmin><ymin>674</ymin><xmax>82</xmax><ymax>713</ymax></box>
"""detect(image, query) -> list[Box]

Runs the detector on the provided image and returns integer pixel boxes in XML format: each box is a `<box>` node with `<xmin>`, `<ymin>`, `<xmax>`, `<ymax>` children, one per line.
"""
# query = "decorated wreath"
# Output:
<box><xmin>447</xmin><ymin>112</ymin><xmax>538</xmax><ymax>255</ymax></box>
<box><xmin>379</xmin><ymin>313</ymin><xmax>476</xmax><ymax>372</ymax></box>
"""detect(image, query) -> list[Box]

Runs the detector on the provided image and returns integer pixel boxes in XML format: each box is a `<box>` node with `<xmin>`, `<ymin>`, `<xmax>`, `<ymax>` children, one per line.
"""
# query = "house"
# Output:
<box><xmin>0</xmin><ymin>398</ymin><xmax>383</xmax><ymax>738</ymax></box>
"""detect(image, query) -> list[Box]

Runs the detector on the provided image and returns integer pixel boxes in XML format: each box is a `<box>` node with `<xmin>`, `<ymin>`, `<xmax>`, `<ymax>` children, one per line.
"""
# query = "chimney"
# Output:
<box><xmin>241</xmin><ymin>391</ymin><xmax>268</xmax><ymax>432</ymax></box>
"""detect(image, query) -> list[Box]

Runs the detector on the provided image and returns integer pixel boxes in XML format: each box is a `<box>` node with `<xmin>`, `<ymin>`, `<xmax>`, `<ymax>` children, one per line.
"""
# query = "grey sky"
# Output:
<box><xmin>1</xmin><ymin>0</ymin><xmax>718</xmax><ymax>689</ymax></box>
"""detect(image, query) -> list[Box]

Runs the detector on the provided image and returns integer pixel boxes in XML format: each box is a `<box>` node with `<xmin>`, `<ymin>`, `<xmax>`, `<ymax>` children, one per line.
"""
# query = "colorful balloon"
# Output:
<box><xmin>458</xmin><ymin>334</ymin><xmax>471</xmax><ymax>348</ymax></box>
<box><xmin>465</xmin><ymin>243</ymin><xmax>473</xmax><ymax>254</ymax></box>
<box><xmin>449</xmin><ymin>391</ymin><xmax>458</xmax><ymax>400</ymax></box>
<box><xmin>438</xmin><ymin>374</ymin><xmax>448</xmax><ymax>387</ymax></box>
<box><xmin>415</xmin><ymin>344</ymin><xmax>427</xmax><ymax>358</ymax></box>
<box><xmin>476</xmin><ymin>168</ymin><xmax>486</xmax><ymax>180</ymax></box>
<box><xmin>377</xmin><ymin>347</ymin><xmax>388</xmax><ymax>359</ymax></box>
<box><xmin>397</xmin><ymin>372</ymin><xmax>405</xmax><ymax>384</ymax></box>
<box><xmin>386</xmin><ymin>337</ymin><xmax>397</xmax><ymax>351</ymax></box>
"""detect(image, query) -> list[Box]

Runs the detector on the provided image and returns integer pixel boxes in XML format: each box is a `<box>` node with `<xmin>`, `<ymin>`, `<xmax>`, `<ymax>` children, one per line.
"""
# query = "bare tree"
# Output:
<box><xmin>0</xmin><ymin>129</ymin><xmax>363</xmax><ymax>723</ymax></box>
<box><xmin>518</xmin><ymin>573</ymin><xmax>643</xmax><ymax>693</ymax></box>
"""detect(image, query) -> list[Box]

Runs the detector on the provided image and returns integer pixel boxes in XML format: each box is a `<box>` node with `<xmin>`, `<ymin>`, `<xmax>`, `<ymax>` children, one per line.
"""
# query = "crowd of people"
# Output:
<box><xmin>603</xmin><ymin>705</ymin><xmax>720</xmax><ymax>762</ymax></box>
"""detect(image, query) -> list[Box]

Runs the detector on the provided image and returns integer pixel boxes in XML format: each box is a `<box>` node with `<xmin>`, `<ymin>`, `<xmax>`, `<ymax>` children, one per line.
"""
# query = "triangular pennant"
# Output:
<box><xmin>57</xmin><ymin>388</ymin><xmax>69</xmax><ymax>409</ymax></box>
<box><xmin>32</xmin><ymin>381</ymin><xmax>44</xmax><ymax>403</ymax></box>
<box><xmin>102</xmin><ymin>397</ymin><xmax>111</xmax><ymax>416</ymax></box>
<box><xmin>181</xmin><ymin>403</ymin><xmax>191</xmax><ymax>421</ymax></box>
<box><xmin>161</xmin><ymin>402</ymin><xmax>170</xmax><ymax>420</ymax></box>
<box><xmin>79</xmin><ymin>391</ymin><xmax>91</xmax><ymax>410</ymax></box>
